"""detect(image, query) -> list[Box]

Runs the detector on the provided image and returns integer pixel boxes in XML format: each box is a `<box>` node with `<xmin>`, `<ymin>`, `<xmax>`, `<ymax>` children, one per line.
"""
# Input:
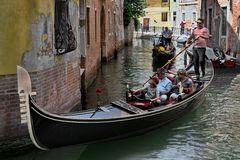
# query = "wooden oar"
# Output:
<box><xmin>142</xmin><ymin>37</ymin><xmax>199</xmax><ymax>86</ymax></box>
<box><xmin>162</xmin><ymin>37</ymin><xmax>199</xmax><ymax>69</ymax></box>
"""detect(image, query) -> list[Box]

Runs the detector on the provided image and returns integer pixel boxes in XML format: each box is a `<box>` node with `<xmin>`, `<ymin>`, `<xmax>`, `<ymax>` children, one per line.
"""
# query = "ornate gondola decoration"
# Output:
<box><xmin>55</xmin><ymin>0</ymin><xmax>77</xmax><ymax>55</ymax></box>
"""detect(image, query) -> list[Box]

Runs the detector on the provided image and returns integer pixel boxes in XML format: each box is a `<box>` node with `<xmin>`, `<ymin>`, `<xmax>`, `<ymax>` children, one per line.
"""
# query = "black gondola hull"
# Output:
<box><xmin>30</xmin><ymin>90</ymin><xmax>206</xmax><ymax>149</ymax></box>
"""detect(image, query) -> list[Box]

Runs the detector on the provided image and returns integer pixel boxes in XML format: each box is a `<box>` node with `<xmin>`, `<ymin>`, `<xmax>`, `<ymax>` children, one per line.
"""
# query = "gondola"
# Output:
<box><xmin>152</xmin><ymin>36</ymin><xmax>176</xmax><ymax>68</ymax></box>
<box><xmin>17</xmin><ymin>62</ymin><xmax>214</xmax><ymax>150</ymax></box>
<box><xmin>186</xmin><ymin>46</ymin><xmax>237</xmax><ymax>68</ymax></box>
<box><xmin>211</xmin><ymin>47</ymin><xmax>237</xmax><ymax>68</ymax></box>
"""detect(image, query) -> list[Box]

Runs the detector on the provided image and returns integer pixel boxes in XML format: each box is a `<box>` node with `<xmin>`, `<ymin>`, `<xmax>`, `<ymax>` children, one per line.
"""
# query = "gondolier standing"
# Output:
<box><xmin>162</xmin><ymin>27</ymin><xmax>173</xmax><ymax>45</ymax></box>
<box><xmin>186</xmin><ymin>18</ymin><xmax>210</xmax><ymax>80</ymax></box>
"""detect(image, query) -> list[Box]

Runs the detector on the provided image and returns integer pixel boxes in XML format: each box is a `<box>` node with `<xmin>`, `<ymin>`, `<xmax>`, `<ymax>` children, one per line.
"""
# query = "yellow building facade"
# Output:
<box><xmin>140</xmin><ymin>0</ymin><xmax>170</xmax><ymax>29</ymax></box>
<box><xmin>0</xmin><ymin>0</ymin><xmax>55</xmax><ymax>75</ymax></box>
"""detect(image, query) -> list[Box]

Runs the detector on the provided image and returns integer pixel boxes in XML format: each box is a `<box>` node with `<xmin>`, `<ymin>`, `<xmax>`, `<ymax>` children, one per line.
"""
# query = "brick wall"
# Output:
<box><xmin>85</xmin><ymin>0</ymin><xmax>125</xmax><ymax>87</ymax></box>
<box><xmin>85</xmin><ymin>0</ymin><xmax>102</xmax><ymax>87</ymax></box>
<box><xmin>204</xmin><ymin>0</ymin><xmax>240</xmax><ymax>60</ymax></box>
<box><xmin>229</xmin><ymin>0</ymin><xmax>240</xmax><ymax>57</ymax></box>
<box><xmin>0</xmin><ymin>74</ymin><xmax>29</xmax><ymax>151</ymax></box>
<box><xmin>0</xmin><ymin>74</ymin><xmax>26</xmax><ymax>137</ymax></box>
<box><xmin>31</xmin><ymin>60</ymin><xmax>81</xmax><ymax>113</ymax></box>
<box><xmin>0</xmin><ymin>59</ymin><xmax>81</xmax><ymax>150</ymax></box>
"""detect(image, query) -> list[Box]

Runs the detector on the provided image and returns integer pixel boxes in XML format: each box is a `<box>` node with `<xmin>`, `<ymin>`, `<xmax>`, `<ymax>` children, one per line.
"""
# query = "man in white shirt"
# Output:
<box><xmin>162</xmin><ymin>27</ymin><xmax>173</xmax><ymax>45</ymax></box>
<box><xmin>152</xmin><ymin>68</ymin><xmax>172</xmax><ymax>105</ymax></box>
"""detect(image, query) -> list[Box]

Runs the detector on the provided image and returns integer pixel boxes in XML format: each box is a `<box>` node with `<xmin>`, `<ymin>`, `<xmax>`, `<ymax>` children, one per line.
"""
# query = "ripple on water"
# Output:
<box><xmin>82</xmin><ymin>39</ymin><xmax>240</xmax><ymax>159</ymax></box>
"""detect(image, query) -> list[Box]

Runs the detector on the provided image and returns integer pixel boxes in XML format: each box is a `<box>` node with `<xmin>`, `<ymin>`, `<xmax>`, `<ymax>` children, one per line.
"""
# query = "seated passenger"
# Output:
<box><xmin>151</xmin><ymin>68</ymin><xmax>173</xmax><ymax>105</ymax></box>
<box><xmin>170</xmin><ymin>69</ymin><xmax>193</xmax><ymax>102</ymax></box>
<box><xmin>165</xmin><ymin>42</ymin><xmax>175</xmax><ymax>52</ymax></box>
<box><xmin>132</xmin><ymin>76</ymin><xmax>159</xmax><ymax>100</ymax></box>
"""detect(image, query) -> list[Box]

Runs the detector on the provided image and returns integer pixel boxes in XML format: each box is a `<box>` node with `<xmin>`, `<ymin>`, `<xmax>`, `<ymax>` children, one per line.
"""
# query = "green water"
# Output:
<box><xmin>2</xmin><ymin>39</ymin><xmax>240</xmax><ymax>160</ymax></box>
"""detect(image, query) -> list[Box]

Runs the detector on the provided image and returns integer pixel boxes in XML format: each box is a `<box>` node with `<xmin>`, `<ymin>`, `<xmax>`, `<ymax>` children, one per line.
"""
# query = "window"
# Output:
<box><xmin>173</xmin><ymin>16</ymin><xmax>176</xmax><ymax>21</ymax></box>
<box><xmin>221</xmin><ymin>7</ymin><xmax>227</xmax><ymax>36</ymax></box>
<box><xmin>162</xmin><ymin>12</ymin><xmax>168</xmax><ymax>22</ymax></box>
<box><xmin>161</xmin><ymin>0</ymin><xmax>169</xmax><ymax>7</ymax></box>
<box><xmin>208</xmin><ymin>8</ymin><xmax>212</xmax><ymax>34</ymax></box>
<box><xmin>173</xmin><ymin>12</ymin><xmax>176</xmax><ymax>21</ymax></box>
<box><xmin>108</xmin><ymin>11</ymin><xmax>111</xmax><ymax>34</ymax></box>
<box><xmin>55</xmin><ymin>0</ymin><xmax>77</xmax><ymax>55</ymax></box>
<box><xmin>86</xmin><ymin>7</ymin><xmax>90</xmax><ymax>45</ymax></box>
<box><xmin>230</xmin><ymin>0</ymin><xmax>232</xmax><ymax>11</ymax></box>
<box><xmin>237</xmin><ymin>17</ymin><xmax>240</xmax><ymax>37</ymax></box>
<box><xmin>182</xmin><ymin>13</ymin><xmax>185</xmax><ymax>21</ymax></box>
<box><xmin>193</xmin><ymin>12</ymin><xmax>196</xmax><ymax>21</ymax></box>
<box><xmin>95</xmin><ymin>10</ymin><xmax>97</xmax><ymax>41</ymax></box>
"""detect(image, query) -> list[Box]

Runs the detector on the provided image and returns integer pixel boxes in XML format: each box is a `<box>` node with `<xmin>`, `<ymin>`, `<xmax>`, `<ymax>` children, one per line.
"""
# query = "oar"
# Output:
<box><xmin>162</xmin><ymin>37</ymin><xmax>199</xmax><ymax>69</ymax></box>
<box><xmin>142</xmin><ymin>37</ymin><xmax>199</xmax><ymax>86</ymax></box>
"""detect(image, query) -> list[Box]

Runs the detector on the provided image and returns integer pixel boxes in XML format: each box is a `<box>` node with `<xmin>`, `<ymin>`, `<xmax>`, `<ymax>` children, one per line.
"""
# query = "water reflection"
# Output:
<box><xmin>81</xmin><ymin>39</ymin><xmax>156</xmax><ymax>109</ymax></box>
<box><xmin>200</xmin><ymin>67</ymin><xmax>240</xmax><ymax>159</ymax></box>
<box><xmin>79</xmin><ymin>109</ymin><xmax>208</xmax><ymax>160</ymax></box>
<box><xmin>1</xmin><ymin>145</ymin><xmax>86</xmax><ymax>160</ymax></box>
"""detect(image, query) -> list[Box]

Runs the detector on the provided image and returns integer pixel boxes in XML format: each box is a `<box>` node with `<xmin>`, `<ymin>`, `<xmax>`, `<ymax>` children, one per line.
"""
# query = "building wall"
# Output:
<box><xmin>203</xmin><ymin>0</ymin><xmax>240</xmax><ymax>59</ymax></box>
<box><xmin>170</xmin><ymin>0</ymin><xmax>179</xmax><ymax>28</ymax></box>
<box><xmin>85</xmin><ymin>0</ymin><xmax>124</xmax><ymax>87</ymax></box>
<box><xmin>85</xmin><ymin>0</ymin><xmax>102</xmax><ymax>86</ymax></box>
<box><xmin>227</xmin><ymin>0</ymin><xmax>240</xmax><ymax>56</ymax></box>
<box><xmin>101</xmin><ymin>0</ymin><xmax>124</xmax><ymax>60</ymax></box>
<box><xmin>0</xmin><ymin>0</ymin><xmax>83</xmax><ymax>148</ymax></box>
<box><xmin>0</xmin><ymin>0</ymin><xmax>126</xmax><ymax>150</ymax></box>
<box><xmin>141</xmin><ymin>0</ymin><xmax>170</xmax><ymax>28</ymax></box>
<box><xmin>178</xmin><ymin>0</ymin><xmax>200</xmax><ymax>28</ymax></box>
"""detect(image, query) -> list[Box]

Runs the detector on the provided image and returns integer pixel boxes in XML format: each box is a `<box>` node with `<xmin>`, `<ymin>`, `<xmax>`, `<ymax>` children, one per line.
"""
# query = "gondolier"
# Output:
<box><xmin>186</xmin><ymin>18</ymin><xmax>210</xmax><ymax>81</ymax></box>
<box><xmin>162</xmin><ymin>27</ymin><xmax>173</xmax><ymax>45</ymax></box>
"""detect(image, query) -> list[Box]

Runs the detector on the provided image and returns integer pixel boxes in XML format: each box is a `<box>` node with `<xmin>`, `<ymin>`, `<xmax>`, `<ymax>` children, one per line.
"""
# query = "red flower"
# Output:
<box><xmin>96</xmin><ymin>88</ymin><xmax>102</xmax><ymax>95</ymax></box>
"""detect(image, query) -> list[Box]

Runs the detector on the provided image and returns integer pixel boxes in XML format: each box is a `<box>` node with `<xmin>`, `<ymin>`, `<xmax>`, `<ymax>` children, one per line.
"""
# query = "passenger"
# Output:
<box><xmin>169</xmin><ymin>69</ymin><xmax>193</xmax><ymax>102</ymax></box>
<box><xmin>166</xmin><ymin>42</ymin><xmax>175</xmax><ymax>53</ymax></box>
<box><xmin>132</xmin><ymin>76</ymin><xmax>159</xmax><ymax>100</ymax></box>
<box><xmin>151</xmin><ymin>68</ymin><xmax>172</xmax><ymax>105</ymax></box>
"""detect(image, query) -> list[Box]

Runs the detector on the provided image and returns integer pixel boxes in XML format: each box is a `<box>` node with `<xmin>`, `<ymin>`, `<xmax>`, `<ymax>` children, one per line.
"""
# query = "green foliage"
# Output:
<box><xmin>124</xmin><ymin>0</ymin><xmax>147</xmax><ymax>27</ymax></box>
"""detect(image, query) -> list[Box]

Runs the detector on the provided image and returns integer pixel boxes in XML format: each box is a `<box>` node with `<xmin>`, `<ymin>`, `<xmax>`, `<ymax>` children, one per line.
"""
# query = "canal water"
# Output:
<box><xmin>2</xmin><ymin>39</ymin><xmax>240</xmax><ymax>160</ymax></box>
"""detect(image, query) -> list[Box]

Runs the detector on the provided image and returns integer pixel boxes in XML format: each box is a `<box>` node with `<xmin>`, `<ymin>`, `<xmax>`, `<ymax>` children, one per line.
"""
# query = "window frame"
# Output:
<box><xmin>162</xmin><ymin>12</ymin><xmax>168</xmax><ymax>22</ymax></box>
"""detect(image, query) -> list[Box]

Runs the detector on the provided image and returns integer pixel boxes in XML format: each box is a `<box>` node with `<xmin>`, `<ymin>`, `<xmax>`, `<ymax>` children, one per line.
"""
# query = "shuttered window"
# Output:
<box><xmin>162</xmin><ymin>12</ymin><xmax>168</xmax><ymax>22</ymax></box>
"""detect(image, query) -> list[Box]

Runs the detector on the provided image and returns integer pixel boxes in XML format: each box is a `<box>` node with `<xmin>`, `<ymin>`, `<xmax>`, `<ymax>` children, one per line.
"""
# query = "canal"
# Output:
<box><xmin>2</xmin><ymin>38</ymin><xmax>240</xmax><ymax>160</ymax></box>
